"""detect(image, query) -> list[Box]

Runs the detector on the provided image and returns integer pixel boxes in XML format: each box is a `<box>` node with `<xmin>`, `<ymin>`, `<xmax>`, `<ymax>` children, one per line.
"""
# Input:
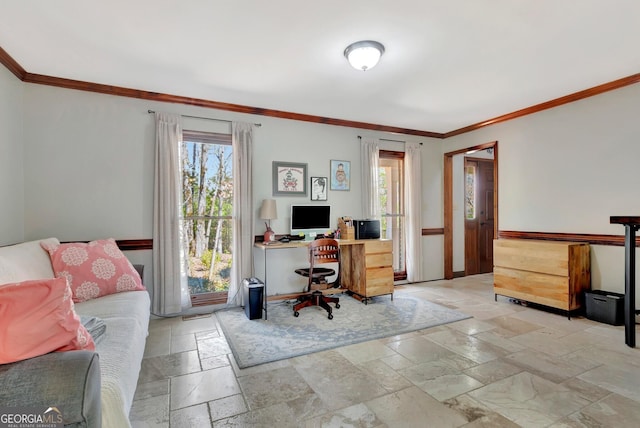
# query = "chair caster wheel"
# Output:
<box><xmin>294</xmin><ymin>311</ymin><xmax>299</xmax><ymax>317</ymax></box>
<box><xmin>336</xmin><ymin>303</ymin><xmax>340</xmax><ymax>309</ymax></box>
<box><xmin>328</xmin><ymin>313</ymin><xmax>333</xmax><ymax>320</ymax></box>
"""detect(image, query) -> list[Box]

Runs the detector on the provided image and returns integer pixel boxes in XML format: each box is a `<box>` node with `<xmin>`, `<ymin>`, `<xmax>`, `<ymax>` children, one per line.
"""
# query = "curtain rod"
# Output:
<box><xmin>358</xmin><ymin>135</ymin><xmax>423</xmax><ymax>145</ymax></box>
<box><xmin>147</xmin><ymin>110</ymin><xmax>261</xmax><ymax>127</ymax></box>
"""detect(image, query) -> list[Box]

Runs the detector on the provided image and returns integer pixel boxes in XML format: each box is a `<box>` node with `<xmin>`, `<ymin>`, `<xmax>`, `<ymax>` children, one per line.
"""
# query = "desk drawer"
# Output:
<box><xmin>365</xmin><ymin>252</ymin><xmax>393</xmax><ymax>268</ymax></box>
<box><xmin>365</xmin><ymin>267</ymin><xmax>394</xmax><ymax>296</ymax></box>
<box><xmin>364</xmin><ymin>240</ymin><xmax>392</xmax><ymax>254</ymax></box>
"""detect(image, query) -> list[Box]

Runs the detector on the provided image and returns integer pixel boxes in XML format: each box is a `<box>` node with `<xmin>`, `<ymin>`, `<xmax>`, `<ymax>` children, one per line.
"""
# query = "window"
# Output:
<box><xmin>465</xmin><ymin>165</ymin><xmax>476</xmax><ymax>220</ymax></box>
<box><xmin>181</xmin><ymin>130</ymin><xmax>233</xmax><ymax>306</ymax></box>
<box><xmin>378</xmin><ymin>150</ymin><xmax>406</xmax><ymax>279</ymax></box>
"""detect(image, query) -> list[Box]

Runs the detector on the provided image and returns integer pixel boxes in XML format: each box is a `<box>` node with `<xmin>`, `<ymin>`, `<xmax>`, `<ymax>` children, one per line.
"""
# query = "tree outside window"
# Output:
<box><xmin>181</xmin><ymin>131</ymin><xmax>233</xmax><ymax>303</ymax></box>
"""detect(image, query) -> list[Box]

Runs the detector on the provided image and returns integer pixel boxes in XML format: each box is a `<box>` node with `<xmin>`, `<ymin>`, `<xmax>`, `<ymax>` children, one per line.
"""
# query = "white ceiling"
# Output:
<box><xmin>2</xmin><ymin>1</ymin><xmax>640</xmax><ymax>134</ymax></box>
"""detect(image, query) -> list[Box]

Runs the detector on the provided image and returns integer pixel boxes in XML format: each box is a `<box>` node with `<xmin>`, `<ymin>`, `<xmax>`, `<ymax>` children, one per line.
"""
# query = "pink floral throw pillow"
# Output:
<box><xmin>0</xmin><ymin>277</ymin><xmax>95</xmax><ymax>364</ymax></box>
<box><xmin>40</xmin><ymin>238</ymin><xmax>145</xmax><ymax>303</ymax></box>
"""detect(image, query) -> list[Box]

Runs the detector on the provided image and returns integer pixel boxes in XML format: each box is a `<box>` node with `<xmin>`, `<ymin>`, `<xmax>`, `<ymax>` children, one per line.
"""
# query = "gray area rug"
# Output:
<box><xmin>216</xmin><ymin>293</ymin><xmax>471</xmax><ymax>368</ymax></box>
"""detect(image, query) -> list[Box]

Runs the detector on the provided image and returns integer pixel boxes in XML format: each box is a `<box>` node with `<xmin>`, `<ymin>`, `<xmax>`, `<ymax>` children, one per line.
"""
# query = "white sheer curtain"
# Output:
<box><xmin>360</xmin><ymin>137</ymin><xmax>380</xmax><ymax>219</ymax></box>
<box><xmin>152</xmin><ymin>112</ymin><xmax>191</xmax><ymax>315</ymax></box>
<box><xmin>404</xmin><ymin>142</ymin><xmax>423</xmax><ymax>282</ymax></box>
<box><xmin>227</xmin><ymin>122</ymin><xmax>254</xmax><ymax>306</ymax></box>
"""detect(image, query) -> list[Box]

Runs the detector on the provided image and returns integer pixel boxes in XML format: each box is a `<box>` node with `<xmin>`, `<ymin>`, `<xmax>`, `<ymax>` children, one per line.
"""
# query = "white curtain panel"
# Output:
<box><xmin>360</xmin><ymin>137</ymin><xmax>380</xmax><ymax>219</ymax></box>
<box><xmin>153</xmin><ymin>112</ymin><xmax>191</xmax><ymax>315</ymax></box>
<box><xmin>404</xmin><ymin>142</ymin><xmax>423</xmax><ymax>282</ymax></box>
<box><xmin>227</xmin><ymin>122</ymin><xmax>254</xmax><ymax>306</ymax></box>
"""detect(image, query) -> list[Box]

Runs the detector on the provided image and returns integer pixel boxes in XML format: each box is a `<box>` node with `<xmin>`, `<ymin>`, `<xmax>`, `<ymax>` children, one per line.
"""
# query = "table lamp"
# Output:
<box><xmin>259</xmin><ymin>199</ymin><xmax>278</xmax><ymax>243</ymax></box>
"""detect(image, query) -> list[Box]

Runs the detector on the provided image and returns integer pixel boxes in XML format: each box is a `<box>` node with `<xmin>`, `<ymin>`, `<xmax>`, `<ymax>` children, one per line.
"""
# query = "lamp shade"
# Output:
<box><xmin>344</xmin><ymin>40</ymin><xmax>385</xmax><ymax>71</ymax></box>
<box><xmin>259</xmin><ymin>199</ymin><xmax>277</xmax><ymax>220</ymax></box>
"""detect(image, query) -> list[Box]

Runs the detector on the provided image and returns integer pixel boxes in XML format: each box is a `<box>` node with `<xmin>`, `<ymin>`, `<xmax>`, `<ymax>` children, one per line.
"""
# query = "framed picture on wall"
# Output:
<box><xmin>272</xmin><ymin>161</ymin><xmax>307</xmax><ymax>196</ymax></box>
<box><xmin>310</xmin><ymin>176</ymin><xmax>328</xmax><ymax>201</ymax></box>
<box><xmin>330</xmin><ymin>160</ymin><xmax>350</xmax><ymax>191</ymax></box>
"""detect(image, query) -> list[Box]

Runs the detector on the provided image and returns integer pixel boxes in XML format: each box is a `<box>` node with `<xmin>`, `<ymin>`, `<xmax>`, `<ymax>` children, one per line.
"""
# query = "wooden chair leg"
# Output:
<box><xmin>316</xmin><ymin>294</ymin><xmax>333</xmax><ymax>319</ymax></box>
<box><xmin>293</xmin><ymin>291</ymin><xmax>340</xmax><ymax>319</ymax></box>
<box><xmin>323</xmin><ymin>296</ymin><xmax>340</xmax><ymax>305</ymax></box>
<box><xmin>293</xmin><ymin>296</ymin><xmax>313</xmax><ymax>313</ymax></box>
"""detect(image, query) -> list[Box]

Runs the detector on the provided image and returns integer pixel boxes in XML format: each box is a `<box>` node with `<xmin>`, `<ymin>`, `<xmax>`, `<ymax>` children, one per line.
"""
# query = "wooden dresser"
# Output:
<box><xmin>341</xmin><ymin>239</ymin><xmax>394</xmax><ymax>303</ymax></box>
<box><xmin>493</xmin><ymin>239</ymin><xmax>590</xmax><ymax>316</ymax></box>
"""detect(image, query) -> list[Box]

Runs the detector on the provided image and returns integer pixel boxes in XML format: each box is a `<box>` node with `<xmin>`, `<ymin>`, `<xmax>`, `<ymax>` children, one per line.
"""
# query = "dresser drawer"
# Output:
<box><xmin>493</xmin><ymin>238</ymin><xmax>590</xmax><ymax>312</ymax></box>
<box><xmin>494</xmin><ymin>266</ymin><xmax>569</xmax><ymax>308</ymax></box>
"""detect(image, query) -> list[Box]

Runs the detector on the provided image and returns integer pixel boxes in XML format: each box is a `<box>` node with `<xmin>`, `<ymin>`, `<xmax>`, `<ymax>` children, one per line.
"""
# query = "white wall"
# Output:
<box><xmin>10</xmin><ymin>72</ymin><xmax>640</xmax><ymax>303</ymax></box>
<box><xmin>446</xmin><ymin>83</ymin><xmax>640</xmax><ymax>304</ymax></box>
<box><xmin>20</xmin><ymin>83</ymin><xmax>442</xmax><ymax>296</ymax></box>
<box><xmin>421</xmin><ymin>140</ymin><xmax>445</xmax><ymax>280</ymax></box>
<box><xmin>0</xmin><ymin>66</ymin><xmax>24</xmax><ymax>245</ymax></box>
<box><xmin>22</xmin><ymin>86</ymin><xmax>155</xmax><ymax>241</ymax></box>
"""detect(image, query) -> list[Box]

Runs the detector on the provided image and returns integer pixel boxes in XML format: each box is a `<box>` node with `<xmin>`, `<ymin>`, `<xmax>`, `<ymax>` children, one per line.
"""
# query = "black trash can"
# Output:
<box><xmin>243</xmin><ymin>278</ymin><xmax>264</xmax><ymax>320</ymax></box>
<box><xmin>584</xmin><ymin>290</ymin><xmax>624</xmax><ymax>325</ymax></box>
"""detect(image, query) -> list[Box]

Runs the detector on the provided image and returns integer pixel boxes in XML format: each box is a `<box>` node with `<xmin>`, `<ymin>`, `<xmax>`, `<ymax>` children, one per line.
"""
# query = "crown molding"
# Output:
<box><xmin>21</xmin><ymin>72</ymin><xmax>443</xmax><ymax>139</ymax></box>
<box><xmin>444</xmin><ymin>73</ymin><xmax>640</xmax><ymax>138</ymax></box>
<box><xmin>0</xmin><ymin>46</ymin><xmax>26</xmax><ymax>80</ymax></box>
<box><xmin>2</xmin><ymin>45</ymin><xmax>639</xmax><ymax>138</ymax></box>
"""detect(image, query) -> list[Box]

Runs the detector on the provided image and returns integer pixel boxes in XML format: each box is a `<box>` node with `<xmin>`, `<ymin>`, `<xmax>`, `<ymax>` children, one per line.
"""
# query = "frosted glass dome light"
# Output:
<box><xmin>344</xmin><ymin>40</ymin><xmax>385</xmax><ymax>71</ymax></box>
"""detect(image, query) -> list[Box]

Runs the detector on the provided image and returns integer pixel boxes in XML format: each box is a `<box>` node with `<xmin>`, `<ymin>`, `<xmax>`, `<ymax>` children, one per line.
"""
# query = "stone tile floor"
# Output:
<box><xmin>130</xmin><ymin>274</ymin><xmax>640</xmax><ymax>427</ymax></box>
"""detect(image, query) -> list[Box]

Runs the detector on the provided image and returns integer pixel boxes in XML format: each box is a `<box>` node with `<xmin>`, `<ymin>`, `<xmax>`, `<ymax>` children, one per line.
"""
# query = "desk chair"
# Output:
<box><xmin>293</xmin><ymin>238</ymin><xmax>341</xmax><ymax>319</ymax></box>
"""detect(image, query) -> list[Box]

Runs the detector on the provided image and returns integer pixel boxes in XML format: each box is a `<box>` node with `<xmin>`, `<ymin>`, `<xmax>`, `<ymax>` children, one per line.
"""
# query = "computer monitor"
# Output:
<box><xmin>290</xmin><ymin>204</ymin><xmax>331</xmax><ymax>239</ymax></box>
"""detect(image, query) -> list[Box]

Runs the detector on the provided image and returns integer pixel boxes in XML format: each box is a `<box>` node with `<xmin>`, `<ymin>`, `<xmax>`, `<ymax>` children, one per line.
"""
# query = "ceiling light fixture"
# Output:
<box><xmin>344</xmin><ymin>40</ymin><xmax>385</xmax><ymax>71</ymax></box>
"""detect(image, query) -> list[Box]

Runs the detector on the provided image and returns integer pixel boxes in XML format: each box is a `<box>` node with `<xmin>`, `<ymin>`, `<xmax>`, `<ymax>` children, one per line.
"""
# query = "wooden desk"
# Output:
<box><xmin>254</xmin><ymin>239</ymin><xmax>394</xmax><ymax>318</ymax></box>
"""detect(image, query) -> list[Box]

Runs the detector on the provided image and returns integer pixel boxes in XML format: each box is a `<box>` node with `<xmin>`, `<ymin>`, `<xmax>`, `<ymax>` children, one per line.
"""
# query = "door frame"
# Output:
<box><xmin>444</xmin><ymin>141</ymin><xmax>498</xmax><ymax>280</ymax></box>
<box><xmin>464</xmin><ymin>156</ymin><xmax>494</xmax><ymax>275</ymax></box>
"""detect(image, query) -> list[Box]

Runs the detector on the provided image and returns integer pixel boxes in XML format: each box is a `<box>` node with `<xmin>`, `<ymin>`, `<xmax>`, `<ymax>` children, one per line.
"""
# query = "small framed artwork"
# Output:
<box><xmin>272</xmin><ymin>161</ymin><xmax>307</xmax><ymax>196</ymax></box>
<box><xmin>330</xmin><ymin>160</ymin><xmax>350</xmax><ymax>191</ymax></box>
<box><xmin>310</xmin><ymin>176</ymin><xmax>328</xmax><ymax>201</ymax></box>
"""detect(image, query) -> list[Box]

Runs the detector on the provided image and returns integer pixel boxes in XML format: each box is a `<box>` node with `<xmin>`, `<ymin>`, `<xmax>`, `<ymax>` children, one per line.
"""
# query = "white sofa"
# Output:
<box><xmin>0</xmin><ymin>239</ymin><xmax>150</xmax><ymax>427</ymax></box>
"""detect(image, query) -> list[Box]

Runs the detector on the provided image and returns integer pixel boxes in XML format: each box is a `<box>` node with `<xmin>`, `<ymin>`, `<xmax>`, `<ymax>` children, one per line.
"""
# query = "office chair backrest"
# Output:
<box><xmin>309</xmin><ymin>238</ymin><xmax>340</xmax><ymax>265</ymax></box>
<box><xmin>307</xmin><ymin>238</ymin><xmax>340</xmax><ymax>287</ymax></box>
<box><xmin>293</xmin><ymin>238</ymin><xmax>342</xmax><ymax>318</ymax></box>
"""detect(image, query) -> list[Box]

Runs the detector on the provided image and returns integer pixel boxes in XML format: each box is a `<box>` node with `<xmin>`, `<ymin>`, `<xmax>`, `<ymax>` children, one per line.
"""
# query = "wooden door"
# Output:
<box><xmin>464</xmin><ymin>158</ymin><xmax>494</xmax><ymax>275</ymax></box>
